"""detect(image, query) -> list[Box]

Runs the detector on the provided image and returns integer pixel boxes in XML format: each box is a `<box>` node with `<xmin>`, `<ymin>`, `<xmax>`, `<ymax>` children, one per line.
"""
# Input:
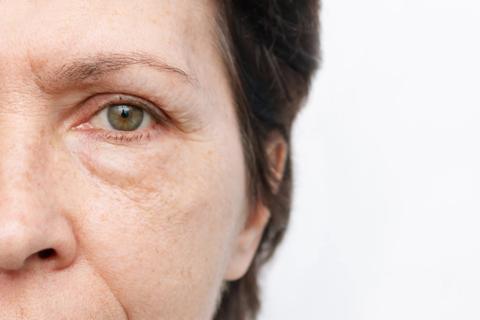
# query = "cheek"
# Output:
<box><xmin>59</xmin><ymin>128</ymin><xmax>247</xmax><ymax>318</ymax></box>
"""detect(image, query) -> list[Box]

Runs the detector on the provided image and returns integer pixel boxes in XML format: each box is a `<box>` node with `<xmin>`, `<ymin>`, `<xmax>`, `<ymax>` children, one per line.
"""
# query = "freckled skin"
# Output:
<box><xmin>0</xmin><ymin>1</ymin><xmax>270</xmax><ymax>319</ymax></box>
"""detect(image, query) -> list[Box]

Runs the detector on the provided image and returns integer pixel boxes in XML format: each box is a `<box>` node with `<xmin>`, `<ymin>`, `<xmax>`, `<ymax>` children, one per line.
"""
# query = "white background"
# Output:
<box><xmin>259</xmin><ymin>0</ymin><xmax>480</xmax><ymax>319</ymax></box>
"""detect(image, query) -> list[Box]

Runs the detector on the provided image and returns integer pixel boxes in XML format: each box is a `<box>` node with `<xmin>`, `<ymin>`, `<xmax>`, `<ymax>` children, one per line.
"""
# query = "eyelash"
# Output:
<box><xmin>74</xmin><ymin>95</ymin><xmax>169</xmax><ymax>145</ymax></box>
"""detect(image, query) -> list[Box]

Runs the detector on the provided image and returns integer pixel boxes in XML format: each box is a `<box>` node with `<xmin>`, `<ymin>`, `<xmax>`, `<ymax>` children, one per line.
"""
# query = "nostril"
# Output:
<box><xmin>37</xmin><ymin>248</ymin><xmax>57</xmax><ymax>260</ymax></box>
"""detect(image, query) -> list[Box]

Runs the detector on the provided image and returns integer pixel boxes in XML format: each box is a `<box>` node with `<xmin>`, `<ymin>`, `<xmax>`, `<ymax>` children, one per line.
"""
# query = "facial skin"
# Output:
<box><xmin>0</xmin><ymin>1</ymin><xmax>273</xmax><ymax>319</ymax></box>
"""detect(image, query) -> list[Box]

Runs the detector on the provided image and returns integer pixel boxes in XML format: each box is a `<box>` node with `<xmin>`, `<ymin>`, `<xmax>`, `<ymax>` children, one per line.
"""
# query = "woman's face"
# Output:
<box><xmin>0</xmin><ymin>1</ymin><xmax>269</xmax><ymax>319</ymax></box>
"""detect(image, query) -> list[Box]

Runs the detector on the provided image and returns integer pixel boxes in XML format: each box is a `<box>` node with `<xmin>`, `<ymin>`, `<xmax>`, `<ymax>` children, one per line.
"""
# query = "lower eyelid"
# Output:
<box><xmin>76</xmin><ymin>126</ymin><xmax>158</xmax><ymax>145</ymax></box>
<box><xmin>103</xmin><ymin>130</ymin><xmax>153</xmax><ymax>143</ymax></box>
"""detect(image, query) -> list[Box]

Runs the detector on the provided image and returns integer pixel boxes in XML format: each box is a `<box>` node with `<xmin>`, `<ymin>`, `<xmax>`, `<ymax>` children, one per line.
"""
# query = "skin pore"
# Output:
<box><xmin>0</xmin><ymin>1</ymin><xmax>274</xmax><ymax>319</ymax></box>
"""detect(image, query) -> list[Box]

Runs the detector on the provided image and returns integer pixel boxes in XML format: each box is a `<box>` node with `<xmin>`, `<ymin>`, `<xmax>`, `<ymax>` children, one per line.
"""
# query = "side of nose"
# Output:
<box><xmin>0</xmin><ymin>215</ymin><xmax>77</xmax><ymax>272</ymax></box>
<box><xmin>0</xmin><ymin>122</ymin><xmax>77</xmax><ymax>273</ymax></box>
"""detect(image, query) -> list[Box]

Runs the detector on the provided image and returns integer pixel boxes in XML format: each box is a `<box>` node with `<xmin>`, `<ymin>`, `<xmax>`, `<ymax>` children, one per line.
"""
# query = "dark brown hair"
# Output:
<box><xmin>214</xmin><ymin>1</ymin><xmax>321</xmax><ymax>319</ymax></box>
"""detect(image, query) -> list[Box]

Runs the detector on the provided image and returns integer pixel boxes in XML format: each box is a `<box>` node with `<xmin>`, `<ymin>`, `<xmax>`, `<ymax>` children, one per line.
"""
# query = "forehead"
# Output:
<box><xmin>0</xmin><ymin>0</ymin><xmax>217</xmax><ymax>81</ymax></box>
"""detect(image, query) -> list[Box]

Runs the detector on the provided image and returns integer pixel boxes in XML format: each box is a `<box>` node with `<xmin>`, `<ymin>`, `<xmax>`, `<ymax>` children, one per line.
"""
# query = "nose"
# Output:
<box><xmin>0</xmin><ymin>216</ymin><xmax>77</xmax><ymax>272</ymax></box>
<box><xmin>0</xmin><ymin>123</ymin><xmax>77</xmax><ymax>273</ymax></box>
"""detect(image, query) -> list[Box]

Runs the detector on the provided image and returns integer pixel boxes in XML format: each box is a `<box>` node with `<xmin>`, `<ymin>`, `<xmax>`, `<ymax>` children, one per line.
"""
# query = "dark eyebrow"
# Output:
<box><xmin>32</xmin><ymin>51</ymin><xmax>196</xmax><ymax>92</ymax></box>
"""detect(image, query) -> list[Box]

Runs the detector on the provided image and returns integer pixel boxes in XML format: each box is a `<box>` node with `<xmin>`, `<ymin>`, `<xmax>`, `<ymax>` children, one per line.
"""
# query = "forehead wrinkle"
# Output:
<box><xmin>29</xmin><ymin>51</ymin><xmax>198</xmax><ymax>94</ymax></box>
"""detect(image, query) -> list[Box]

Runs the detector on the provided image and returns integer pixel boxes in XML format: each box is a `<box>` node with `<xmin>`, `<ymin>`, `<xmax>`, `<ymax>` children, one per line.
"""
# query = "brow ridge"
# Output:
<box><xmin>32</xmin><ymin>51</ymin><xmax>195</xmax><ymax>93</ymax></box>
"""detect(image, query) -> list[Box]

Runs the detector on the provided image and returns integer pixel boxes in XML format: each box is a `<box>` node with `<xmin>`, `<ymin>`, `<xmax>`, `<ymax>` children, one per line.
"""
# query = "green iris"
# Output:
<box><xmin>107</xmin><ymin>105</ymin><xmax>144</xmax><ymax>131</ymax></box>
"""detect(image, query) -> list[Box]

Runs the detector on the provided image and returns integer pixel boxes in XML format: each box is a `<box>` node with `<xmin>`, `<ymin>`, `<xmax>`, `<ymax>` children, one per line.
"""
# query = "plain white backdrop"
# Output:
<box><xmin>259</xmin><ymin>0</ymin><xmax>480</xmax><ymax>319</ymax></box>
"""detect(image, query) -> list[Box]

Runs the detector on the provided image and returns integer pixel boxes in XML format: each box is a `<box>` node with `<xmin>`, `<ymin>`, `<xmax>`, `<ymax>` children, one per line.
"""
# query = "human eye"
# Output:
<box><xmin>72</xmin><ymin>94</ymin><xmax>170</xmax><ymax>144</ymax></box>
<box><xmin>92</xmin><ymin>103</ymin><xmax>152</xmax><ymax>132</ymax></box>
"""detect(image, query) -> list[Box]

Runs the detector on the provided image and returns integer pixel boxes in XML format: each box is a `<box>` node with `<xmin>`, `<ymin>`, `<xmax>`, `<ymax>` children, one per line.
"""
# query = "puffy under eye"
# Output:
<box><xmin>90</xmin><ymin>104</ymin><xmax>154</xmax><ymax>131</ymax></box>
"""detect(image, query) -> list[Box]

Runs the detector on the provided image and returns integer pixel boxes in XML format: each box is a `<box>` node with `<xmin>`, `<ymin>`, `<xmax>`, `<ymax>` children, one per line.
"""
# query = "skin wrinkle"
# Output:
<box><xmin>29</xmin><ymin>51</ymin><xmax>199</xmax><ymax>95</ymax></box>
<box><xmin>65</xmin><ymin>138</ymin><xmax>180</xmax><ymax>234</ymax></box>
<box><xmin>80</xmin><ymin>253</ymin><xmax>130</xmax><ymax>320</ymax></box>
<box><xmin>45</xmin><ymin>152</ymin><xmax>118</xmax><ymax>319</ymax></box>
<box><xmin>66</xmin><ymin>134</ymin><xmax>185</xmax><ymax>213</ymax></box>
